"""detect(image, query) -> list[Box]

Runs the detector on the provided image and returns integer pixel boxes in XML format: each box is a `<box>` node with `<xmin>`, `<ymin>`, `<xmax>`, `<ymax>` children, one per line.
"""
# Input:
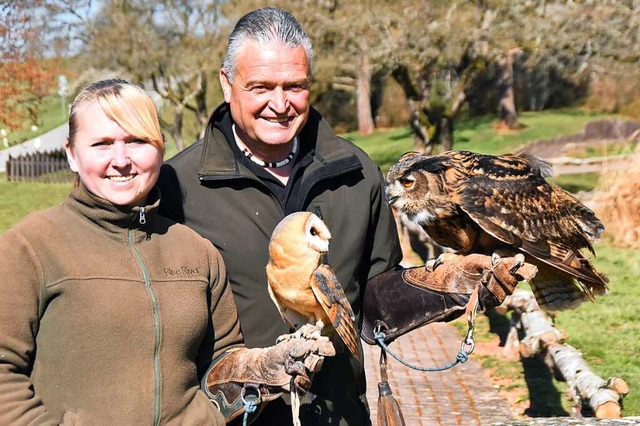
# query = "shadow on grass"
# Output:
<box><xmin>521</xmin><ymin>356</ymin><xmax>569</xmax><ymax>417</ymax></box>
<box><xmin>485</xmin><ymin>310</ymin><xmax>512</xmax><ymax>346</ymax></box>
<box><xmin>484</xmin><ymin>310</ymin><xmax>570</xmax><ymax>418</ymax></box>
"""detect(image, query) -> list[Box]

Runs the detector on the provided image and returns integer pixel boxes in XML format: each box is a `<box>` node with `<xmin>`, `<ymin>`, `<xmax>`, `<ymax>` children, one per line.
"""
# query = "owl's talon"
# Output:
<box><xmin>276</xmin><ymin>333</ymin><xmax>291</xmax><ymax>344</ymax></box>
<box><xmin>310</xmin><ymin>320</ymin><xmax>324</xmax><ymax>339</ymax></box>
<box><xmin>509</xmin><ymin>253</ymin><xmax>525</xmax><ymax>274</ymax></box>
<box><xmin>491</xmin><ymin>252</ymin><xmax>501</xmax><ymax>267</ymax></box>
<box><xmin>425</xmin><ymin>258</ymin><xmax>439</xmax><ymax>272</ymax></box>
<box><xmin>426</xmin><ymin>252</ymin><xmax>452</xmax><ymax>272</ymax></box>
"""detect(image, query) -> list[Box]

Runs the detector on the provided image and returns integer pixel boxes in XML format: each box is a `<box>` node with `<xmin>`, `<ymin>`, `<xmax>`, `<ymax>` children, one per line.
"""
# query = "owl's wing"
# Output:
<box><xmin>310</xmin><ymin>264</ymin><xmax>360</xmax><ymax>360</ymax></box>
<box><xmin>553</xmin><ymin>185</ymin><xmax>604</xmax><ymax>245</ymax></box>
<box><xmin>457</xmin><ymin>174</ymin><xmax>602</xmax><ymax>284</ymax></box>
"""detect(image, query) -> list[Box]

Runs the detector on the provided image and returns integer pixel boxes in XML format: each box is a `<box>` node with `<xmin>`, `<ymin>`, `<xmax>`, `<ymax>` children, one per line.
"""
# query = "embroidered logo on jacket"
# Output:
<box><xmin>163</xmin><ymin>267</ymin><xmax>201</xmax><ymax>276</ymax></box>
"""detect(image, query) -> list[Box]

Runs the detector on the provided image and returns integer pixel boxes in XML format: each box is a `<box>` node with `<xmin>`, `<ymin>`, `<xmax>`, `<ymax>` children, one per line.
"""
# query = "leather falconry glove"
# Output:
<box><xmin>202</xmin><ymin>323</ymin><xmax>336</xmax><ymax>423</ymax></box>
<box><xmin>361</xmin><ymin>253</ymin><xmax>538</xmax><ymax>345</ymax></box>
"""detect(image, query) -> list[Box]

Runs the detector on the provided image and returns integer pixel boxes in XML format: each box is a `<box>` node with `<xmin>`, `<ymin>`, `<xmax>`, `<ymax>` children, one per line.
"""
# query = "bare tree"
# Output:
<box><xmin>61</xmin><ymin>0</ymin><xmax>639</xmax><ymax>145</ymax></box>
<box><xmin>64</xmin><ymin>0</ymin><xmax>228</xmax><ymax>150</ymax></box>
<box><xmin>387</xmin><ymin>1</ymin><xmax>490</xmax><ymax>150</ymax></box>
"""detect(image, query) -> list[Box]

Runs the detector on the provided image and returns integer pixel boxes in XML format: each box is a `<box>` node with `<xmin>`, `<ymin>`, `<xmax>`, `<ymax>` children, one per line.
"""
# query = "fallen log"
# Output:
<box><xmin>500</xmin><ymin>289</ymin><xmax>630</xmax><ymax>418</ymax></box>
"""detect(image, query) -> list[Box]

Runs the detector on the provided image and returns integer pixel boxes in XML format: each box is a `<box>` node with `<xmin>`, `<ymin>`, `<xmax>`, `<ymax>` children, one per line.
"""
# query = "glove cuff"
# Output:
<box><xmin>202</xmin><ymin>350</ymin><xmax>284</xmax><ymax>423</ymax></box>
<box><xmin>362</xmin><ymin>267</ymin><xmax>471</xmax><ymax>345</ymax></box>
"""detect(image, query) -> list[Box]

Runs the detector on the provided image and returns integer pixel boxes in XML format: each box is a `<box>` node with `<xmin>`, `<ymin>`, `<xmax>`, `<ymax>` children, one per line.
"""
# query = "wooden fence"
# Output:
<box><xmin>5</xmin><ymin>149</ymin><xmax>74</xmax><ymax>183</ymax></box>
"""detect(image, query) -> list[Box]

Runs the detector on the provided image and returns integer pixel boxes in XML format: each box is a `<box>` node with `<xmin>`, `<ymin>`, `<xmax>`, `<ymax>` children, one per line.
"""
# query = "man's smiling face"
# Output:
<box><xmin>220</xmin><ymin>39</ymin><xmax>311</xmax><ymax>154</ymax></box>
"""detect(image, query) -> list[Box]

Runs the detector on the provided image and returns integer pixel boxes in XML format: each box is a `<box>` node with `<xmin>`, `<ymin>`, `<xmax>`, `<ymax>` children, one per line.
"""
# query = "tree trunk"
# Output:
<box><xmin>548</xmin><ymin>342</ymin><xmax>629</xmax><ymax>418</ymax></box>
<box><xmin>440</xmin><ymin>117</ymin><xmax>453</xmax><ymax>151</ymax></box>
<box><xmin>356</xmin><ymin>49</ymin><xmax>374</xmax><ymax>135</ymax></box>
<box><xmin>195</xmin><ymin>70</ymin><xmax>209</xmax><ymax>139</ymax></box>
<box><xmin>173</xmin><ymin>105</ymin><xmax>185</xmax><ymax>152</ymax></box>
<box><xmin>408</xmin><ymin>100</ymin><xmax>430</xmax><ymax>153</ymax></box>
<box><xmin>498</xmin><ymin>48</ymin><xmax>523</xmax><ymax>129</ymax></box>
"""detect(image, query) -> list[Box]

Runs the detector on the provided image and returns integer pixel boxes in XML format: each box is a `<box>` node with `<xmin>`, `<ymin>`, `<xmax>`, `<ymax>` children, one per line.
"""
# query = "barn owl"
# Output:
<box><xmin>266</xmin><ymin>211</ymin><xmax>360</xmax><ymax>360</ymax></box>
<box><xmin>386</xmin><ymin>150</ymin><xmax>608</xmax><ymax>311</ymax></box>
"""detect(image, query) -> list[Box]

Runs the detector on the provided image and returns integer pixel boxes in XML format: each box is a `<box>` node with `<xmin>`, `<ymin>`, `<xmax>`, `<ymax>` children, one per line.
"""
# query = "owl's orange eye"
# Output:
<box><xmin>400</xmin><ymin>178</ymin><xmax>414</xmax><ymax>188</ymax></box>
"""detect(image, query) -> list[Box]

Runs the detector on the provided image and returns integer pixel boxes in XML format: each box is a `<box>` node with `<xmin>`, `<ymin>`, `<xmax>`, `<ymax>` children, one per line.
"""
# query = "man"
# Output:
<box><xmin>158</xmin><ymin>7</ymin><xmax>532</xmax><ymax>425</ymax></box>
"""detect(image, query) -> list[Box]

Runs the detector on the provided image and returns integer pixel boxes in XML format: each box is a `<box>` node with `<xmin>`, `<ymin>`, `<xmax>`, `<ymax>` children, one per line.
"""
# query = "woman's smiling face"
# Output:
<box><xmin>65</xmin><ymin>100</ymin><xmax>163</xmax><ymax>207</ymax></box>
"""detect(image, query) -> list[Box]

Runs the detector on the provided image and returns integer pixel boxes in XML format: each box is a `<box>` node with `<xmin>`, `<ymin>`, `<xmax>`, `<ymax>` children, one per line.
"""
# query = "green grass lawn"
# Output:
<box><xmin>0</xmin><ymin>179</ymin><xmax>71</xmax><ymax>233</ymax></box>
<box><xmin>1</xmin><ymin>96</ymin><xmax>68</xmax><ymax>147</ymax></box>
<box><xmin>547</xmin><ymin>173</ymin><xmax>602</xmax><ymax>194</ymax></box>
<box><xmin>453</xmin><ymin>109</ymin><xmax>611</xmax><ymax>155</ymax></box>
<box><xmin>554</xmin><ymin>245</ymin><xmax>640</xmax><ymax>415</ymax></box>
<box><xmin>345</xmin><ymin>108</ymin><xmax>612</xmax><ymax>175</ymax></box>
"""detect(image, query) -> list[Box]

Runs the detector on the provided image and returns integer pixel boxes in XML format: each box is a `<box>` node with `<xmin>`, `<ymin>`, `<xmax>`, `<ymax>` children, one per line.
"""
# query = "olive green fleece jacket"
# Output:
<box><xmin>158</xmin><ymin>104</ymin><xmax>403</xmax><ymax>425</ymax></box>
<box><xmin>0</xmin><ymin>183</ymin><xmax>243</xmax><ymax>425</ymax></box>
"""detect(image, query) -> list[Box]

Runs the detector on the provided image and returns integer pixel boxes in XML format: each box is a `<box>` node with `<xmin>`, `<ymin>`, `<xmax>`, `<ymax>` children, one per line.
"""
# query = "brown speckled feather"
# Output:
<box><xmin>386</xmin><ymin>150</ymin><xmax>608</xmax><ymax>311</ymax></box>
<box><xmin>310</xmin><ymin>264</ymin><xmax>359</xmax><ymax>360</ymax></box>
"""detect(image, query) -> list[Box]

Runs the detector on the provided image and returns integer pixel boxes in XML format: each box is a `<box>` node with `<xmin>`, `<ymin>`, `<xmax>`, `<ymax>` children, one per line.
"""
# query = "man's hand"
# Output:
<box><xmin>361</xmin><ymin>253</ymin><xmax>537</xmax><ymax>344</ymax></box>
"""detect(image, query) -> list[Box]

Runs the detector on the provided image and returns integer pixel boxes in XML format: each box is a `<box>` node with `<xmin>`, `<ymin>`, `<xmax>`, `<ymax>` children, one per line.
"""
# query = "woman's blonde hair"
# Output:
<box><xmin>68</xmin><ymin>79</ymin><xmax>164</xmax><ymax>153</ymax></box>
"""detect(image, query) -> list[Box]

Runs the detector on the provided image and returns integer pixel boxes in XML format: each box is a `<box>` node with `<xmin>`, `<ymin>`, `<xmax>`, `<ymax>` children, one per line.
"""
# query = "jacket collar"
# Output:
<box><xmin>197</xmin><ymin>103</ymin><xmax>362</xmax><ymax>179</ymax></box>
<box><xmin>66</xmin><ymin>182</ymin><xmax>161</xmax><ymax>235</ymax></box>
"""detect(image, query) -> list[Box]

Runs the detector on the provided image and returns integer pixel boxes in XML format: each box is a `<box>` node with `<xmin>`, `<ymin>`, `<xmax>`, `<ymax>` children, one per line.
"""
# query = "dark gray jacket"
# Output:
<box><xmin>158</xmin><ymin>103</ymin><xmax>402</xmax><ymax>425</ymax></box>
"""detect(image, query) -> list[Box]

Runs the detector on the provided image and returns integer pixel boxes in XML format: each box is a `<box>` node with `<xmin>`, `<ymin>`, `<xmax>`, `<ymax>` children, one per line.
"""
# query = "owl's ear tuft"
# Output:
<box><xmin>398</xmin><ymin>151</ymin><xmax>422</xmax><ymax>161</ymax></box>
<box><xmin>408</xmin><ymin>156</ymin><xmax>448</xmax><ymax>175</ymax></box>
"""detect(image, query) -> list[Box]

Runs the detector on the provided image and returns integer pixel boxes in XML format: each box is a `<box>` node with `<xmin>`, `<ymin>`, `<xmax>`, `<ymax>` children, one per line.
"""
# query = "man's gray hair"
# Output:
<box><xmin>222</xmin><ymin>7</ymin><xmax>314</xmax><ymax>83</ymax></box>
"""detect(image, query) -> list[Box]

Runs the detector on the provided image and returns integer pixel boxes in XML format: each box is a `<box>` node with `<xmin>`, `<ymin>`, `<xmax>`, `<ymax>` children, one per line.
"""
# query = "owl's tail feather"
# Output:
<box><xmin>529</xmin><ymin>278</ymin><xmax>585</xmax><ymax>311</ymax></box>
<box><xmin>529</xmin><ymin>265</ymin><xmax>607</xmax><ymax>312</ymax></box>
<box><xmin>332</xmin><ymin>322</ymin><xmax>361</xmax><ymax>361</ymax></box>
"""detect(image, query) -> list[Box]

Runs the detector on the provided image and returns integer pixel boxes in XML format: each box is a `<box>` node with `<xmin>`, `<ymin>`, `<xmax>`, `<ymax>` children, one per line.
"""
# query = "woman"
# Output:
<box><xmin>0</xmin><ymin>79</ymin><xmax>333</xmax><ymax>425</ymax></box>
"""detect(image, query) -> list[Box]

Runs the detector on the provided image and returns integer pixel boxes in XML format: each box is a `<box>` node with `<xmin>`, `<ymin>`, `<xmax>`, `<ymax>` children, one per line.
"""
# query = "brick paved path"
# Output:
<box><xmin>364</xmin><ymin>322</ymin><xmax>513</xmax><ymax>425</ymax></box>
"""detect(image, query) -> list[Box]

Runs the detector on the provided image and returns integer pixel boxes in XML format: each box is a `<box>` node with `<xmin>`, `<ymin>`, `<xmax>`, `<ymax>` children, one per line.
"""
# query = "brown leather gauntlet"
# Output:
<box><xmin>361</xmin><ymin>253</ymin><xmax>537</xmax><ymax>345</ymax></box>
<box><xmin>202</xmin><ymin>324</ymin><xmax>335</xmax><ymax>423</ymax></box>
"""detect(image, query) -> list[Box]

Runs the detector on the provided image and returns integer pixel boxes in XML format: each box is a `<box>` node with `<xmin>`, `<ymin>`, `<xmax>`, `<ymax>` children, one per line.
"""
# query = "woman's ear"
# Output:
<box><xmin>65</xmin><ymin>140</ymin><xmax>79</xmax><ymax>173</ymax></box>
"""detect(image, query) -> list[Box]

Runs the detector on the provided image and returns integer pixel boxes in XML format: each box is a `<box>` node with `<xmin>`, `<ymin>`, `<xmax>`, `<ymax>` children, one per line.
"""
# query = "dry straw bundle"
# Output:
<box><xmin>592</xmin><ymin>151</ymin><xmax>640</xmax><ymax>249</ymax></box>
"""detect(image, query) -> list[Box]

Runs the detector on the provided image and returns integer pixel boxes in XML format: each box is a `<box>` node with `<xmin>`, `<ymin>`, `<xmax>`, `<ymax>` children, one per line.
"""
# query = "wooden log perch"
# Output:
<box><xmin>500</xmin><ymin>289</ymin><xmax>630</xmax><ymax>419</ymax></box>
<box><xmin>547</xmin><ymin>342</ymin><xmax>629</xmax><ymax>418</ymax></box>
<box><xmin>499</xmin><ymin>290</ymin><xmax>563</xmax><ymax>358</ymax></box>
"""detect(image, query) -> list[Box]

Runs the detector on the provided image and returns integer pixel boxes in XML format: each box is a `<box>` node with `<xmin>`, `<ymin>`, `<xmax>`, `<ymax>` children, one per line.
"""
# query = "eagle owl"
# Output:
<box><xmin>266</xmin><ymin>211</ymin><xmax>360</xmax><ymax>360</ymax></box>
<box><xmin>386</xmin><ymin>150</ymin><xmax>608</xmax><ymax>311</ymax></box>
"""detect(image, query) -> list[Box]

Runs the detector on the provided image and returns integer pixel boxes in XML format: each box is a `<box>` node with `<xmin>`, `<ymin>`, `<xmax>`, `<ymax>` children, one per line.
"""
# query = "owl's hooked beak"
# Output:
<box><xmin>385</xmin><ymin>187</ymin><xmax>399</xmax><ymax>206</ymax></box>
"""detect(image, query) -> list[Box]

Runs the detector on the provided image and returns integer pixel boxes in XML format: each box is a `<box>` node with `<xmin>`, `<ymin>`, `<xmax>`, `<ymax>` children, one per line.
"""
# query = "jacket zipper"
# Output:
<box><xmin>128</xmin><ymin>229</ymin><xmax>162</xmax><ymax>426</ymax></box>
<box><xmin>139</xmin><ymin>207</ymin><xmax>147</xmax><ymax>225</ymax></box>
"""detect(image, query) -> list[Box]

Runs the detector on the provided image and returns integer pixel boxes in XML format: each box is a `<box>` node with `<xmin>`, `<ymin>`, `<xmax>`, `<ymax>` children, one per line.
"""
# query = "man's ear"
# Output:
<box><xmin>65</xmin><ymin>140</ymin><xmax>79</xmax><ymax>173</ymax></box>
<box><xmin>219</xmin><ymin>69</ymin><xmax>232</xmax><ymax>103</ymax></box>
